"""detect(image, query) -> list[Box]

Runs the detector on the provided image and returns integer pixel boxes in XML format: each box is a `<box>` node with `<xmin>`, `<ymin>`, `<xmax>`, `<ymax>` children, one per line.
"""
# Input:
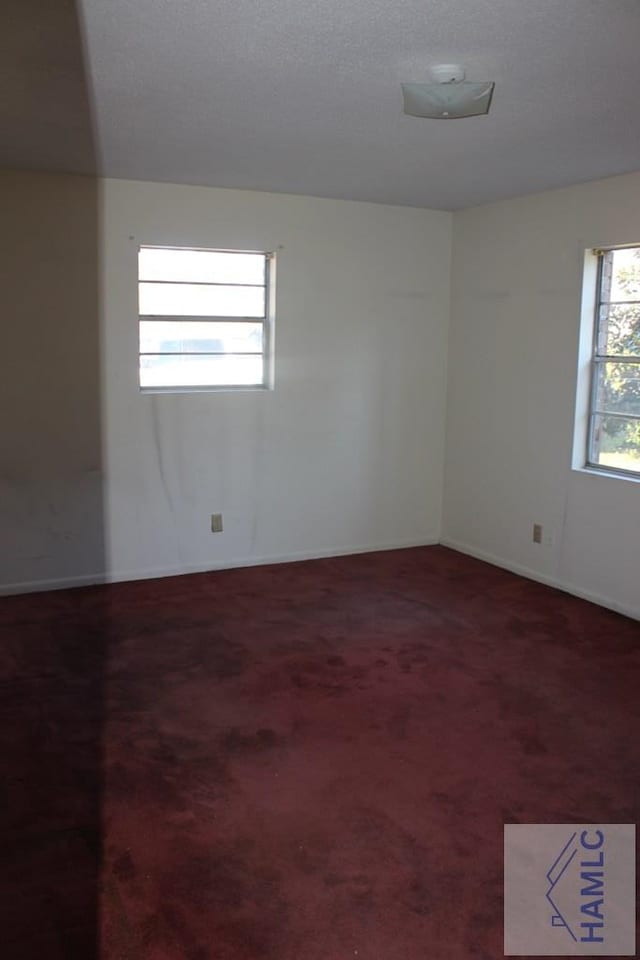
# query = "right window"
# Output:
<box><xmin>587</xmin><ymin>245</ymin><xmax>640</xmax><ymax>477</ymax></box>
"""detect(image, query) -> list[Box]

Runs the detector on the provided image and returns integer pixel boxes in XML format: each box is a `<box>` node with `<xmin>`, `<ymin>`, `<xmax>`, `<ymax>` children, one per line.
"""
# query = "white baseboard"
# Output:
<box><xmin>0</xmin><ymin>569</ymin><xmax>111</xmax><ymax>597</ymax></box>
<box><xmin>4</xmin><ymin>536</ymin><xmax>637</xmax><ymax>622</ymax></box>
<box><xmin>0</xmin><ymin>536</ymin><xmax>438</xmax><ymax>597</ymax></box>
<box><xmin>440</xmin><ymin>536</ymin><xmax>639</xmax><ymax>622</ymax></box>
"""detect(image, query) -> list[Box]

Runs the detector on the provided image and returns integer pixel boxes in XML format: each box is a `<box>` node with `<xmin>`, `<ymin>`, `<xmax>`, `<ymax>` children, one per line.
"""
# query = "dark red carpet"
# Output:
<box><xmin>1</xmin><ymin>546</ymin><xmax>639</xmax><ymax>959</ymax></box>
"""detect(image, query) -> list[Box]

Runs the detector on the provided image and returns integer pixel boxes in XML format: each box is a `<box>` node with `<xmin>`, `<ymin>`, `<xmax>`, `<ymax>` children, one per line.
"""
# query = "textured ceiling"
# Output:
<box><xmin>4</xmin><ymin>1</ymin><xmax>640</xmax><ymax>209</ymax></box>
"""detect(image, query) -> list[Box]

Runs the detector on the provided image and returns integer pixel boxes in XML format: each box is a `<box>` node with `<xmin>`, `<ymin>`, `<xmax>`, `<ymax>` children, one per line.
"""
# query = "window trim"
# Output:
<box><xmin>581</xmin><ymin>245</ymin><xmax>640</xmax><ymax>480</ymax></box>
<box><xmin>138</xmin><ymin>245</ymin><xmax>275</xmax><ymax>394</ymax></box>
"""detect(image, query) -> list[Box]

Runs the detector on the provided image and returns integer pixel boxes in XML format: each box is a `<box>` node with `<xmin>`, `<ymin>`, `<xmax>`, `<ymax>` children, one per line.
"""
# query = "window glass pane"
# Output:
<box><xmin>140</xmin><ymin>320</ymin><xmax>263</xmax><ymax>354</ymax></box>
<box><xmin>139</xmin><ymin>282</ymin><xmax>265</xmax><ymax>317</ymax></box>
<box><xmin>139</xmin><ymin>248</ymin><xmax>265</xmax><ymax>285</ymax></box>
<box><xmin>590</xmin><ymin>413</ymin><xmax>640</xmax><ymax>475</ymax></box>
<box><xmin>597</xmin><ymin>304</ymin><xmax>640</xmax><ymax>357</ymax></box>
<box><xmin>605</xmin><ymin>248</ymin><xmax>640</xmax><ymax>303</ymax></box>
<box><xmin>140</xmin><ymin>354</ymin><xmax>264</xmax><ymax>388</ymax></box>
<box><xmin>594</xmin><ymin>361</ymin><xmax>640</xmax><ymax>416</ymax></box>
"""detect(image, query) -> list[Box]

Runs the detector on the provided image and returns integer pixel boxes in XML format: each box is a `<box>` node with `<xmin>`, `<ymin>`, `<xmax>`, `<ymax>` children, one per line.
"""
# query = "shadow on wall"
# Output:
<box><xmin>0</xmin><ymin>1</ymin><xmax>105</xmax><ymax>956</ymax></box>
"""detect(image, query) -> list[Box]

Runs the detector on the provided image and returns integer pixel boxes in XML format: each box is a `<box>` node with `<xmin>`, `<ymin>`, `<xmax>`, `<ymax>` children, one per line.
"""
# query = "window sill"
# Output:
<box><xmin>140</xmin><ymin>384</ymin><xmax>272</xmax><ymax>395</ymax></box>
<box><xmin>573</xmin><ymin>464</ymin><xmax>640</xmax><ymax>484</ymax></box>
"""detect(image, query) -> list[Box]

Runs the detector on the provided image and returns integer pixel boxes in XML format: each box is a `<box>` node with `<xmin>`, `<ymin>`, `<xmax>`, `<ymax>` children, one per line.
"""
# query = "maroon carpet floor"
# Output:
<box><xmin>1</xmin><ymin>545</ymin><xmax>639</xmax><ymax>959</ymax></box>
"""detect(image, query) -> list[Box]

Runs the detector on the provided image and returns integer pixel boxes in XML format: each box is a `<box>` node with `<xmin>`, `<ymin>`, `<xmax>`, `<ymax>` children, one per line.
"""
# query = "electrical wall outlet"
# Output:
<box><xmin>211</xmin><ymin>513</ymin><xmax>223</xmax><ymax>533</ymax></box>
<box><xmin>532</xmin><ymin>523</ymin><xmax>542</xmax><ymax>544</ymax></box>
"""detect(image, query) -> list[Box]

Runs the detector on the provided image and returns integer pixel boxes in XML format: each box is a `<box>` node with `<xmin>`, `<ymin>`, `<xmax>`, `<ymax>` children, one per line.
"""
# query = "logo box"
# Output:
<box><xmin>504</xmin><ymin>824</ymin><xmax>635</xmax><ymax>956</ymax></box>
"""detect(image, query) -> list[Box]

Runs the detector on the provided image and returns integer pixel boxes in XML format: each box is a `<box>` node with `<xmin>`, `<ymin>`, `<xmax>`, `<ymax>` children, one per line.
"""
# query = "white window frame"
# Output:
<box><xmin>576</xmin><ymin>244</ymin><xmax>640</xmax><ymax>480</ymax></box>
<box><xmin>138</xmin><ymin>245</ymin><xmax>275</xmax><ymax>393</ymax></box>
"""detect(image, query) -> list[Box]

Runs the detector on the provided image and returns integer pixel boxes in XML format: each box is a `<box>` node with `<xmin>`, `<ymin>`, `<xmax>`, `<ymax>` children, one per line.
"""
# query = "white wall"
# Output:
<box><xmin>5</xmin><ymin>169</ymin><xmax>638</xmax><ymax>615</ymax></box>
<box><xmin>0</xmin><ymin>170</ymin><xmax>105</xmax><ymax>593</ymax></box>
<box><xmin>443</xmin><ymin>171</ymin><xmax>640</xmax><ymax>619</ymax></box>
<box><xmin>100</xmin><ymin>179</ymin><xmax>451</xmax><ymax>582</ymax></box>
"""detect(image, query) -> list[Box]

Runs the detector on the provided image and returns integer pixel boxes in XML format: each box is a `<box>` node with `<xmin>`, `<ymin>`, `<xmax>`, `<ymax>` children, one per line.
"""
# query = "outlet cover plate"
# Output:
<box><xmin>211</xmin><ymin>513</ymin><xmax>223</xmax><ymax>533</ymax></box>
